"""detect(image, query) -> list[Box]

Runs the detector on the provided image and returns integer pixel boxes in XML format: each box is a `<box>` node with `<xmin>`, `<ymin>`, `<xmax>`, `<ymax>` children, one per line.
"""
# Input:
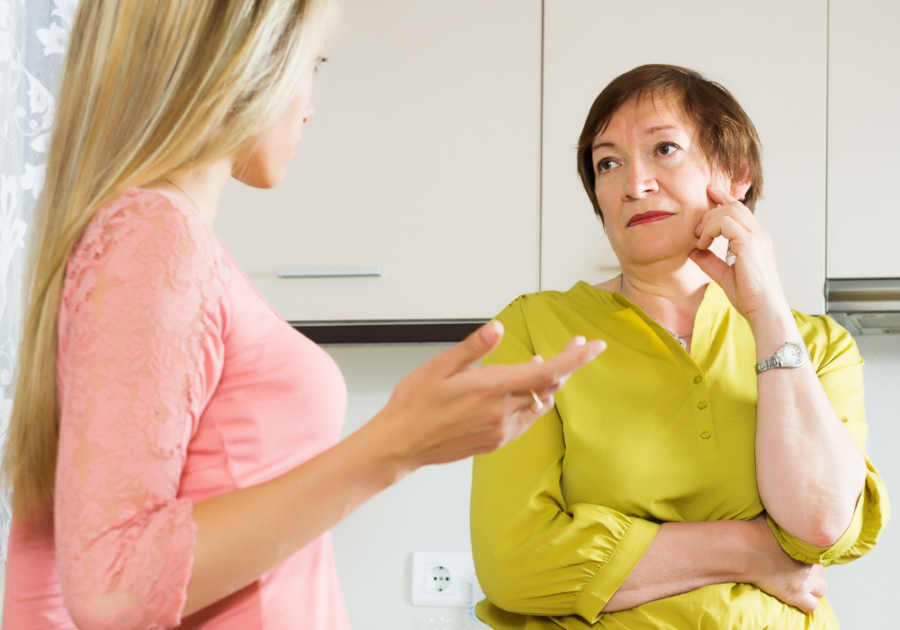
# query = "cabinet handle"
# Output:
<box><xmin>276</xmin><ymin>267</ymin><xmax>383</xmax><ymax>278</ymax></box>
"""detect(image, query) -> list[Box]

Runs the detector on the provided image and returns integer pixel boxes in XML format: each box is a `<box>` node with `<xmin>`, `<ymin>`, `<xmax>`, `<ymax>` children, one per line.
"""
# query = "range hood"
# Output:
<box><xmin>825</xmin><ymin>278</ymin><xmax>900</xmax><ymax>335</ymax></box>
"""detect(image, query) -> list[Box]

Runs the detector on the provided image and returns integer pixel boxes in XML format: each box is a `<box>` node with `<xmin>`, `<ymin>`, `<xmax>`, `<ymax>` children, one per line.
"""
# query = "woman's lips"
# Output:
<box><xmin>628</xmin><ymin>211</ymin><xmax>674</xmax><ymax>227</ymax></box>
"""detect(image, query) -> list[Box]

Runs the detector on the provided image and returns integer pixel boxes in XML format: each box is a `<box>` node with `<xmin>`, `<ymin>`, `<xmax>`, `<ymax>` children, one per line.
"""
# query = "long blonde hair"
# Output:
<box><xmin>4</xmin><ymin>0</ymin><xmax>338</xmax><ymax>515</ymax></box>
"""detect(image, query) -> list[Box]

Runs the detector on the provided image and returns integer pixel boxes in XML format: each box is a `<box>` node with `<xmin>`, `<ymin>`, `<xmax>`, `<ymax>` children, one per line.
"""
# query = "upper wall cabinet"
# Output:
<box><xmin>541</xmin><ymin>0</ymin><xmax>828</xmax><ymax>314</ymax></box>
<box><xmin>214</xmin><ymin>0</ymin><xmax>542</xmax><ymax>322</ymax></box>
<box><xmin>827</xmin><ymin>1</ymin><xmax>900</xmax><ymax>280</ymax></box>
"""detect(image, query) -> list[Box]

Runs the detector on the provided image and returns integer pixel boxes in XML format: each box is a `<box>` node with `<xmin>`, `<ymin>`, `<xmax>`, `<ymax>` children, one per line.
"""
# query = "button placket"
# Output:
<box><xmin>691</xmin><ymin>373</ymin><xmax>716</xmax><ymax>450</ymax></box>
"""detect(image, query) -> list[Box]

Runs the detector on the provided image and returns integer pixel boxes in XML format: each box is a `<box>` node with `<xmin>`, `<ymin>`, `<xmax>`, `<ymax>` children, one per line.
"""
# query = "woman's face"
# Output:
<box><xmin>590</xmin><ymin>95</ymin><xmax>750</xmax><ymax>267</ymax></box>
<box><xmin>232</xmin><ymin>67</ymin><xmax>316</xmax><ymax>188</ymax></box>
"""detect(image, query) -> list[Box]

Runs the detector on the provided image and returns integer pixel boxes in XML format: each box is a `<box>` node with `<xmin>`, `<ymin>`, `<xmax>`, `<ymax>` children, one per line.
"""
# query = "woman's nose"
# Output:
<box><xmin>623</xmin><ymin>159</ymin><xmax>658</xmax><ymax>199</ymax></box>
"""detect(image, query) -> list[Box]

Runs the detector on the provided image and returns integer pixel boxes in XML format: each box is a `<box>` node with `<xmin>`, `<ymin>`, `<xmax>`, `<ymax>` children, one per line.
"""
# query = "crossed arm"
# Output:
<box><xmin>607</xmin><ymin>310</ymin><xmax>869</xmax><ymax>614</ymax></box>
<box><xmin>472</xmin><ymin>296</ymin><xmax>883</xmax><ymax>623</ymax></box>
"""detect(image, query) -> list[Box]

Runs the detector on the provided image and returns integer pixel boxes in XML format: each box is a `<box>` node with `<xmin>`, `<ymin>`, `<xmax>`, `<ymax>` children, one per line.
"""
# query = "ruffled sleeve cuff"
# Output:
<box><xmin>572</xmin><ymin>517</ymin><xmax>659</xmax><ymax>622</ymax></box>
<box><xmin>766</xmin><ymin>461</ymin><xmax>889</xmax><ymax>567</ymax></box>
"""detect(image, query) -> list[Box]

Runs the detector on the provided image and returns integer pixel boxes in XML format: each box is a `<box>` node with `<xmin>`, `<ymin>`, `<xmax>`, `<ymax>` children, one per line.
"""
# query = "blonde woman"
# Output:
<box><xmin>1</xmin><ymin>2</ymin><xmax>604</xmax><ymax>628</ymax></box>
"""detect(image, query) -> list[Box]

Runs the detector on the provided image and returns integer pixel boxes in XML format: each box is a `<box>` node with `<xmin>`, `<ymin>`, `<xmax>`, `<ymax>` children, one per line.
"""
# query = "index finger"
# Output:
<box><xmin>500</xmin><ymin>339</ymin><xmax>606</xmax><ymax>394</ymax></box>
<box><xmin>429</xmin><ymin>320</ymin><xmax>505</xmax><ymax>376</ymax></box>
<box><xmin>707</xmin><ymin>185</ymin><xmax>738</xmax><ymax>206</ymax></box>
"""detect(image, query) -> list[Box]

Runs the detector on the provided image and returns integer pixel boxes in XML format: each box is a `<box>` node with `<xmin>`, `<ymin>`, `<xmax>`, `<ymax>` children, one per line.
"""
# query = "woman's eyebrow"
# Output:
<box><xmin>645</xmin><ymin>124</ymin><xmax>677</xmax><ymax>135</ymax></box>
<box><xmin>592</xmin><ymin>124</ymin><xmax>680</xmax><ymax>151</ymax></box>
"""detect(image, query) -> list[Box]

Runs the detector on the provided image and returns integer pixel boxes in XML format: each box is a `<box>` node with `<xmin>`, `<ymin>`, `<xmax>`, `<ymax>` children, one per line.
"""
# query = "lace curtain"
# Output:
<box><xmin>0</xmin><ymin>0</ymin><xmax>75</xmax><ymax>595</ymax></box>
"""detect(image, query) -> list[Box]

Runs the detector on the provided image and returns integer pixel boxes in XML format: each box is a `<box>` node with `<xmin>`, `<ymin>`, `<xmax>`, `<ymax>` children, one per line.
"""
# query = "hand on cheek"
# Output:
<box><xmin>689</xmin><ymin>186</ymin><xmax>789</xmax><ymax>326</ymax></box>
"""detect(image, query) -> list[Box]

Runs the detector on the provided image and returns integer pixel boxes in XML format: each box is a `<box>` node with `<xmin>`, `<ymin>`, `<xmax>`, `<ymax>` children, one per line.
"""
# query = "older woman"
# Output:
<box><xmin>470</xmin><ymin>64</ymin><xmax>888</xmax><ymax>629</ymax></box>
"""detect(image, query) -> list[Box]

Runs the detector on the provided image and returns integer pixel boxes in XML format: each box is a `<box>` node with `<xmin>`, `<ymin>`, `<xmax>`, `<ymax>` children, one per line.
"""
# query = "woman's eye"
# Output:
<box><xmin>597</xmin><ymin>159</ymin><xmax>618</xmax><ymax>173</ymax></box>
<box><xmin>657</xmin><ymin>143</ymin><xmax>680</xmax><ymax>156</ymax></box>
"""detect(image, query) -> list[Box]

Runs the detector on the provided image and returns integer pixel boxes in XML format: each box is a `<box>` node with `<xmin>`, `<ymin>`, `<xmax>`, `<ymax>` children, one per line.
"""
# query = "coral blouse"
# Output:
<box><xmin>471</xmin><ymin>281</ymin><xmax>888</xmax><ymax>630</ymax></box>
<box><xmin>3</xmin><ymin>188</ymin><xmax>352</xmax><ymax>629</ymax></box>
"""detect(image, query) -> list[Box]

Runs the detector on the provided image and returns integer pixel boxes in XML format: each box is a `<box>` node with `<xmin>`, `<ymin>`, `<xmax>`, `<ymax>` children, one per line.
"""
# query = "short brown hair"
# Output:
<box><xmin>577</xmin><ymin>64</ymin><xmax>763</xmax><ymax>224</ymax></box>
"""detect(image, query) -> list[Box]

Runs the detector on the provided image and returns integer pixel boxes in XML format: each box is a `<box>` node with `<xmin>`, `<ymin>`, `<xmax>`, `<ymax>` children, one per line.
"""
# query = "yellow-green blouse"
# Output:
<box><xmin>471</xmin><ymin>281</ymin><xmax>889</xmax><ymax>630</ymax></box>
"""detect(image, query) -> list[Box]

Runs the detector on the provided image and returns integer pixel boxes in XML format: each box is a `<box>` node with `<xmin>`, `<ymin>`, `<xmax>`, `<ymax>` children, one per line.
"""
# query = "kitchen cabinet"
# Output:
<box><xmin>826</xmin><ymin>0</ymin><xmax>900</xmax><ymax>280</ymax></box>
<box><xmin>214</xmin><ymin>0</ymin><xmax>542</xmax><ymax>322</ymax></box>
<box><xmin>541</xmin><ymin>0</ymin><xmax>828</xmax><ymax>315</ymax></box>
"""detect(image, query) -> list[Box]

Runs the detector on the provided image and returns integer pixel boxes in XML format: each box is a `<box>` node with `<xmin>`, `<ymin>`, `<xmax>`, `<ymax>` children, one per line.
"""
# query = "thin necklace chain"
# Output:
<box><xmin>620</xmin><ymin>274</ymin><xmax>693</xmax><ymax>344</ymax></box>
<box><xmin>165</xmin><ymin>178</ymin><xmax>201</xmax><ymax>216</ymax></box>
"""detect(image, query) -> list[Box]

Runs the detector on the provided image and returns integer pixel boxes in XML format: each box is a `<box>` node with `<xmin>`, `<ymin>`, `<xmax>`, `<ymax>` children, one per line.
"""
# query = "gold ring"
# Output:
<box><xmin>529</xmin><ymin>389</ymin><xmax>544</xmax><ymax>412</ymax></box>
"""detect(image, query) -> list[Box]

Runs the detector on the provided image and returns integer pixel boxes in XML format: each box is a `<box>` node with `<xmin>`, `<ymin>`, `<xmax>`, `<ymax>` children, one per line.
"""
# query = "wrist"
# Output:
<box><xmin>342</xmin><ymin>412</ymin><xmax>415</xmax><ymax>494</ymax></box>
<box><xmin>359</xmin><ymin>408</ymin><xmax>421</xmax><ymax>485</ymax></box>
<box><xmin>739</xmin><ymin>517</ymin><xmax>775</xmax><ymax>584</ymax></box>
<box><xmin>749</xmin><ymin>310</ymin><xmax>803</xmax><ymax>362</ymax></box>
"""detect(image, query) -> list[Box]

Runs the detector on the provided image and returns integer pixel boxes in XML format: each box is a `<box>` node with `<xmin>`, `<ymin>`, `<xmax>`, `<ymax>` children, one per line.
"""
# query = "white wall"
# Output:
<box><xmin>326</xmin><ymin>334</ymin><xmax>899</xmax><ymax>630</ymax></box>
<box><xmin>825</xmin><ymin>334</ymin><xmax>900</xmax><ymax>628</ymax></box>
<box><xmin>327</xmin><ymin>343</ymin><xmax>471</xmax><ymax>630</ymax></box>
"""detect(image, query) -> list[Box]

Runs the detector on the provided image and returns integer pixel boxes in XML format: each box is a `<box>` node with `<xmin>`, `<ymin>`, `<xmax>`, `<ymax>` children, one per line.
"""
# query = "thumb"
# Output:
<box><xmin>796</xmin><ymin>593</ymin><xmax>820</xmax><ymax>613</ymax></box>
<box><xmin>707</xmin><ymin>185</ymin><xmax>737</xmax><ymax>206</ymax></box>
<box><xmin>431</xmin><ymin>320</ymin><xmax>504</xmax><ymax>375</ymax></box>
<box><xmin>690</xmin><ymin>248</ymin><xmax>729</xmax><ymax>285</ymax></box>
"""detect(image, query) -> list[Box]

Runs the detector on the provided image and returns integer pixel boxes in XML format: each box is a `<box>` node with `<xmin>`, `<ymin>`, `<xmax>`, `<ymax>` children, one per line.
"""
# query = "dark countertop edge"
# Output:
<box><xmin>291</xmin><ymin>320</ymin><xmax>489</xmax><ymax>344</ymax></box>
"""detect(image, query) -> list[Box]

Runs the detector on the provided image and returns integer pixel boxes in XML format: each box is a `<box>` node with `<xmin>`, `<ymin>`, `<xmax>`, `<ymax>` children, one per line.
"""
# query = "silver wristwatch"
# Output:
<box><xmin>755</xmin><ymin>342</ymin><xmax>810</xmax><ymax>374</ymax></box>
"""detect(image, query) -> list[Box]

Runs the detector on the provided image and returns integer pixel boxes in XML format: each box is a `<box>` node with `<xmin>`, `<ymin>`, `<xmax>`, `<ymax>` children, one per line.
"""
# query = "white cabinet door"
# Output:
<box><xmin>542</xmin><ymin>0</ymin><xmax>828</xmax><ymax>314</ymax></box>
<box><xmin>827</xmin><ymin>1</ymin><xmax>900</xmax><ymax>279</ymax></box>
<box><xmin>214</xmin><ymin>0</ymin><xmax>542</xmax><ymax>322</ymax></box>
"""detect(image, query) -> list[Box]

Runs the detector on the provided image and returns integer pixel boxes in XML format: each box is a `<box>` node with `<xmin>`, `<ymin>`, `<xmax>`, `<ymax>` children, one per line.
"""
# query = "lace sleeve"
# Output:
<box><xmin>54</xmin><ymin>190</ymin><xmax>226</xmax><ymax>630</ymax></box>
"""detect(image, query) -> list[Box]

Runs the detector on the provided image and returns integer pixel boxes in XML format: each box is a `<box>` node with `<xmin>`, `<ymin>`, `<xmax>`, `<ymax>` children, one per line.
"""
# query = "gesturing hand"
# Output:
<box><xmin>376</xmin><ymin>320</ymin><xmax>605</xmax><ymax>471</ymax></box>
<box><xmin>689</xmin><ymin>186</ymin><xmax>790</xmax><ymax>327</ymax></box>
<box><xmin>747</xmin><ymin>515</ymin><xmax>828</xmax><ymax>613</ymax></box>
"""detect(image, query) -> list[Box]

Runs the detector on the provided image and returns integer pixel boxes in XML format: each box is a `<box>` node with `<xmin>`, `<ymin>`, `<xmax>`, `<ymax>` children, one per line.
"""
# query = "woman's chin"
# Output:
<box><xmin>614</xmin><ymin>241</ymin><xmax>697</xmax><ymax>267</ymax></box>
<box><xmin>233</xmin><ymin>167</ymin><xmax>287</xmax><ymax>190</ymax></box>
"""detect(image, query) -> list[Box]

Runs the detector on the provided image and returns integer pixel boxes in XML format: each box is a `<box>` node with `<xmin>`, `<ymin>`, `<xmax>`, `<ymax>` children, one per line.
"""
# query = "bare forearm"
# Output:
<box><xmin>603</xmin><ymin>520</ymin><xmax>755</xmax><ymax>613</ymax></box>
<box><xmin>184</xmin><ymin>417</ymin><xmax>404</xmax><ymax>616</ymax></box>
<box><xmin>753</xmin><ymin>313</ymin><xmax>867</xmax><ymax>546</ymax></box>
<box><xmin>180</xmin><ymin>328</ymin><xmax>602</xmax><ymax>618</ymax></box>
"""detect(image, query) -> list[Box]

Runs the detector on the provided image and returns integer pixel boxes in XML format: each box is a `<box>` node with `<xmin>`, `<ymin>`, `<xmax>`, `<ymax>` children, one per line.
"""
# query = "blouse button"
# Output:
<box><xmin>701</xmin><ymin>430</ymin><xmax>711</xmax><ymax>439</ymax></box>
<box><xmin>823</xmin><ymin>551</ymin><xmax>833</xmax><ymax>560</ymax></box>
<box><xmin>697</xmin><ymin>401</ymin><xmax>708</xmax><ymax>409</ymax></box>
<box><xmin>693</xmin><ymin>375</ymin><xmax>703</xmax><ymax>384</ymax></box>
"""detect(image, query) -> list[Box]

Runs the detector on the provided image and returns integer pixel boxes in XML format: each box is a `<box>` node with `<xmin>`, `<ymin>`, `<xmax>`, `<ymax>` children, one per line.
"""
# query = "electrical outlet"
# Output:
<box><xmin>424</xmin><ymin>563</ymin><xmax>453</xmax><ymax>594</ymax></box>
<box><xmin>411</xmin><ymin>551</ymin><xmax>474</xmax><ymax>607</ymax></box>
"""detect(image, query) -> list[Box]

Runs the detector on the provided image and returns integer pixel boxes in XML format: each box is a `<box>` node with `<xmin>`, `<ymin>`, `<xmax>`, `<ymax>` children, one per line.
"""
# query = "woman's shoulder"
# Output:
<box><xmin>497</xmin><ymin>281</ymin><xmax>621</xmax><ymax>319</ymax></box>
<box><xmin>64</xmin><ymin>187</ymin><xmax>229</xmax><ymax>313</ymax></box>
<box><xmin>791</xmin><ymin>309</ymin><xmax>861</xmax><ymax>369</ymax></box>
<box><xmin>78</xmin><ymin>187</ymin><xmax>214</xmax><ymax>257</ymax></box>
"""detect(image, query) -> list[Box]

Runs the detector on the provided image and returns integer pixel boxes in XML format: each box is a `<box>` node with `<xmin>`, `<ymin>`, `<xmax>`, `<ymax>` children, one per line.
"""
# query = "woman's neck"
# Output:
<box><xmin>595</xmin><ymin>237</ymin><xmax>730</xmax><ymax>344</ymax></box>
<box><xmin>144</xmin><ymin>157</ymin><xmax>233</xmax><ymax>226</ymax></box>
<box><xmin>594</xmin><ymin>256</ymin><xmax>713</xmax><ymax>349</ymax></box>
<box><xmin>620</xmin><ymin>265</ymin><xmax>708</xmax><ymax>334</ymax></box>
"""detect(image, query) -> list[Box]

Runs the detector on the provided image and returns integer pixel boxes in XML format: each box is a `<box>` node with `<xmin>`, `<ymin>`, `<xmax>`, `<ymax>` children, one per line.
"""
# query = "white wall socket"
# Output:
<box><xmin>411</xmin><ymin>551</ymin><xmax>474</xmax><ymax>607</ymax></box>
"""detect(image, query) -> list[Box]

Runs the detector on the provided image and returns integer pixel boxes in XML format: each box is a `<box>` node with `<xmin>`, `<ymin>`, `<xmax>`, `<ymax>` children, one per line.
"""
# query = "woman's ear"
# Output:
<box><xmin>730</xmin><ymin>162</ymin><xmax>752</xmax><ymax>201</ymax></box>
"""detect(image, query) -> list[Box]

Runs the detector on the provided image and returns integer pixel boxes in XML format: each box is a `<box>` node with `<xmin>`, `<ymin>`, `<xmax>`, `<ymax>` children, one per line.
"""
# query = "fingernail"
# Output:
<box><xmin>481</xmin><ymin>320</ymin><xmax>503</xmax><ymax>342</ymax></box>
<box><xmin>534</xmin><ymin>354</ymin><xmax>544</xmax><ymax>363</ymax></box>
<box><xmin>587</xmin><ymin>340</ymin><xmax>606</xmax><ymax>359</ymax></box>
<box><xmin>573</xmin><ymin>335</ymin><xmax>586</xmax><ymax>346</ymax></box>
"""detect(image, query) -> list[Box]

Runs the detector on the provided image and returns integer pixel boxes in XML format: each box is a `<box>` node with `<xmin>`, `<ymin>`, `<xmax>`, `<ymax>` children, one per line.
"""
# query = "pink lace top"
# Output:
<box><xmin>3</xmin><ymin>188</ymin><xmax>352</xmax><ymax>630</ymax></box>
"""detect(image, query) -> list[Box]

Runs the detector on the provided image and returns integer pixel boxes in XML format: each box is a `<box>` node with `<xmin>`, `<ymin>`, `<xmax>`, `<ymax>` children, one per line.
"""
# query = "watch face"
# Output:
<box><xmin>781</xmin><ymin>343</ymin><xmax>805</xmax><ymax>366</ymax></box>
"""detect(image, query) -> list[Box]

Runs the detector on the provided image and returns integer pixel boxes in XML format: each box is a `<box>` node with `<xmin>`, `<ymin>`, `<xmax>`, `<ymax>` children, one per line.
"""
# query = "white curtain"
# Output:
<box><xmin>0</xmin><ymin>0</ymin><xmax>76</xmax><ymax>595</ymax></box>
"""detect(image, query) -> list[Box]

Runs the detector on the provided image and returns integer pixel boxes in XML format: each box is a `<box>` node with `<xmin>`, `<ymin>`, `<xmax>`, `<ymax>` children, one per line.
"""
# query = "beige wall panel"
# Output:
<box><xmin>215</xmin><ymin>1</ymin><xmax>542</xmax><ymax>321</ymax></box>
<box><xmin>827</xmin><ymin>0</ymin><xmax>900</xmax><ymax>279</ymax></box>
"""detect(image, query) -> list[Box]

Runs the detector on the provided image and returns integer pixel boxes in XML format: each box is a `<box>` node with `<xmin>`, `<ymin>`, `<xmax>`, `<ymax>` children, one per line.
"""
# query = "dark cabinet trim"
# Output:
<box><xmin>291</xmin><ymin>320</ymin><xmax>488</xmax><ymax>344</ymax></box>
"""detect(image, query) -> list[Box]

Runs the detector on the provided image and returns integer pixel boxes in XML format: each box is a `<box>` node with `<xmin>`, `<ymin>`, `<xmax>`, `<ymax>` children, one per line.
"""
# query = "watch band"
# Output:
<box><xmin>754</xmin><ymin>356</ymin><xmax>779</xmax><ymax>374</ymax></box>
<box><xmin>755</xmin><ymin>342</ymin><xmax>811</xmax><ymax>374</ymax></box>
